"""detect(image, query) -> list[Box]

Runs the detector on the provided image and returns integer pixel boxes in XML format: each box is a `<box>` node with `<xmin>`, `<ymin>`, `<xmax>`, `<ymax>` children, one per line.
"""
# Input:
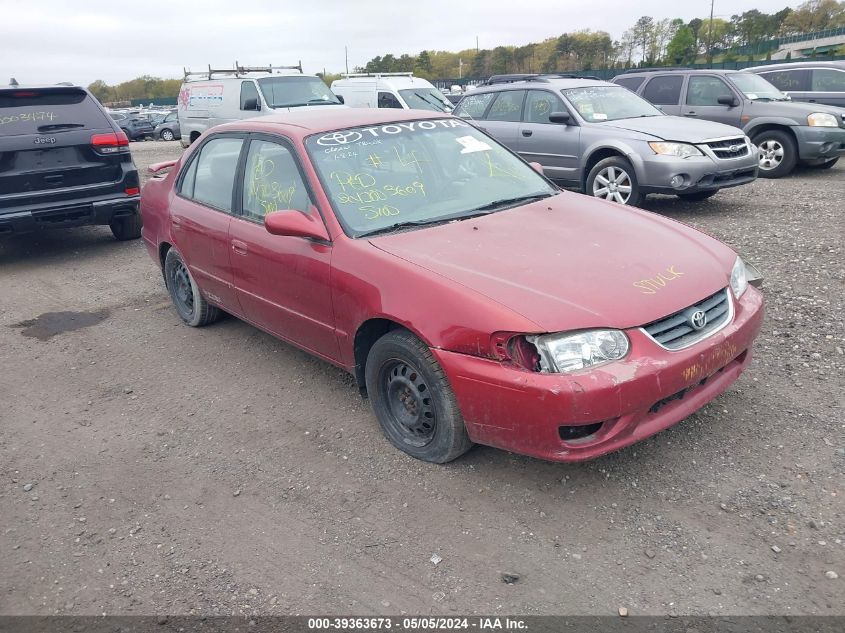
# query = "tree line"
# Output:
<box><xmin>87</xmin><ymin>76</ymin><xmax>181</xmax><ymax>104</ymax></box>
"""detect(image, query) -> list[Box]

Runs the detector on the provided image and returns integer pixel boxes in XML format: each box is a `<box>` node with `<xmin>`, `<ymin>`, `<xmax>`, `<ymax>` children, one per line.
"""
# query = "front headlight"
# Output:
<box><xmin>730</xmin><ymin>257</ymin><xmax>748</xmax><ymax>299</ymax></box>
<box><xmin>527</xmin><ymin>330</ymin><xmax>630</xmax><ymax>373</ymax></box>
<box><xmin>648</xmin><ymin>142</ymin><xmax>704</xmax><ymax>158</ymax></box>
<box><xmin>807</xmin><ymin>112</ymin><xmax>838</xmax><ymax>127</ymax></box>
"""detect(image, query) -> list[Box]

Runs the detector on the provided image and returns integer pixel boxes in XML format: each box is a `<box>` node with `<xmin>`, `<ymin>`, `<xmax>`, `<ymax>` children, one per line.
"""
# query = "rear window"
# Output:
<box><xmin>0</xmin><ymin>88</ymin><xmax>111</xmax><ymax>135</ymax></box>
<box><xmin>614</xmin><ymin>76</ymin><xmax>646</xmax><ymax>92</ymax></box>
<box><xmin>642</xmin><ymin>75</ymin><xmax>684</xmax><ymax>105</ymax></box>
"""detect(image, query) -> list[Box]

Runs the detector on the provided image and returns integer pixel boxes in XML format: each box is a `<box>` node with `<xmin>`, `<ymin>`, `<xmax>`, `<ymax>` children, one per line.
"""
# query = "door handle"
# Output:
<box><xmin>684</xmin><ymin>112</ymin><xmax>698</xmax><ymax>117</ymax></box>
<box><xmin>172</xmin><ymin>218</ymin><xmax>182</xmax><ymax>228</ymax></box>
<box><xmin>231</xmin><ymin>239</ymin><xmax>248</xmax><ymax>255</ymax></box>
<box><xmin>521</xmin><ymin>129</ymin><xmax>533</xmax><ymax>137</ymax></box>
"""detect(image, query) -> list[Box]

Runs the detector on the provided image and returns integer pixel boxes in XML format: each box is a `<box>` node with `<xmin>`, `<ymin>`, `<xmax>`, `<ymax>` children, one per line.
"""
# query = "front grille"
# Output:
<box><xmin>704</xmin><ymin>137</ymin><xmax>750</xmax><ymax>159</ymax></box>
<box><xmin>642</xmin><ymin>288</ymin><xmax>731</xmax><ymax>350</ymax></box>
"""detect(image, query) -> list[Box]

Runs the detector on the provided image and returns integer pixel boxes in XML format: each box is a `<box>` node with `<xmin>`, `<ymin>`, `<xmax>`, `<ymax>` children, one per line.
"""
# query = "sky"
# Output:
<box><xmin>2</xmin><ymin>0</ymin><xmax>799</xmax><ymax>86</ymax></box>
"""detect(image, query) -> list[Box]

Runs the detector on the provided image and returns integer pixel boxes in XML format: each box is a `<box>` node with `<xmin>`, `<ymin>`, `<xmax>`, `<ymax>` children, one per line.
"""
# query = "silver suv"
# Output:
<box><xmin>614</xmin><ymin>69</ymin><xmax>845</xmax><ymax>176</ymax></box>
<box><xmin>454</xmin><ymin>75</ymin><xmax>758</xmax><ymax>206</ymax></box>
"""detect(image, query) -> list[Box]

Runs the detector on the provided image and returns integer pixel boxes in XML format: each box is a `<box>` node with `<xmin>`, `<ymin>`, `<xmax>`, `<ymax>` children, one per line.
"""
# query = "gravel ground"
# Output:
<box><xmin>1</xmin><ymin>140</ymin><xmax>843</xmax><ymax>616</ymax></box>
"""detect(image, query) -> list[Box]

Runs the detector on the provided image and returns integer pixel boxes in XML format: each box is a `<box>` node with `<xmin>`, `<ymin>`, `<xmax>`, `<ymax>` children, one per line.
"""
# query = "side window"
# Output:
<box><xmin>377</xmin><ymin>92</ymin><xmax>403</xmax><ymax>109</ymax></box>
<box><xmin>487</xmin><ymin>90</ymin><xmax>526</xmax><ymax>122</ymax></box>
<box><xmin>811</xmin><ymin>68</ymin><xmax>845</xmax><ymax>92</ymax></box>
<box><xmin>686</xmin><ymin>76</ymin><xmax>733</xmax><ymax>106</ymax></box>
<box><xmin>642</xmin><ymin>75</ymin><xmax>684</xmax><ymax>105</ymax></box>
<box><xmin>240</xmin><ymin>81</ymin><xmax>260</xmax><ymax>111</ymax></box>
<box><xmin>183</xmin><ymin>137</ymin><xmax>243</xmax><ymax>212</ymax></box>
<box><xmin>454</xmin><ymin>92</ymin><xmax>495</xmax><ymax>118</ymax></box>
<box><xmin>164</xmin><ymin>113</ymin><xmax>176</xmax><ymax>122</ymax></box>
<box><xmin>615</xmin><ymin>76</ymin><xmax>646</xmax><ymax>92</ymax></box>
<box><xmin>524</xmin><ymin>90</ymin><xmax>560</xmax><ymax>124</ymax></box>
<box><xmin>242</xmin><ymin>139</ymin><xmax>312</xmax><ymax>221</ymax></box>
<box><xmin>760</xmin><ymin>69</ymin><xmax>810</xmax><ymax>91</ymax></box>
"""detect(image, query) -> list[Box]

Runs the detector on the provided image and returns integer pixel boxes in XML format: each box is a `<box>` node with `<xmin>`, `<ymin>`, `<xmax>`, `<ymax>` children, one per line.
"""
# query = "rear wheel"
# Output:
<box><xmin>365</xmin><ymin>329</ymin><xmax>472</xmax><ymax>463</ymax></box>
<box><xmin>677</xmin><ymin>190</ymin><xmax>719</xmax><ymax>202</ymax></box>
<box><xmin>752</xmin><ymin>129</ymin><xmax>797</xmax><ymax>178</ymax></box>
<box><xmin>586</xmin><ymin>157</ymin><xmax>642</xmax><ymax>206</ymax></box>
<box><xmin>163</xmin><ymin>249</ymin><xmax>220</xmax><ymax>327</ymax></box>
<box><xmin>110</xmin><ymin>213</ymin><xmax>142</xmax><ymax>240</ymax></box>
<box><xmin>160</xmin><ymin>128</ymin><xmax>174</xmax><ymax>141</ymax></box>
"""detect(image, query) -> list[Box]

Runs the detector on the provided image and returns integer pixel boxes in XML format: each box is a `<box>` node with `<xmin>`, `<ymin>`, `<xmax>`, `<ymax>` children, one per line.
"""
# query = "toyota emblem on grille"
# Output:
<box><xmin>690</xmin><ymin>310</ymin><xmax>708</xmax><ymax>330</ymax></box>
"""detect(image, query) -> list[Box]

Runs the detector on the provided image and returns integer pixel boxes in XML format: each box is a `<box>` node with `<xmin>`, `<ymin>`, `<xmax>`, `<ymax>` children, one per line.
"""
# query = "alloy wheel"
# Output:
<box><xmin>161</xmin><ymin>129</ymin><xmax>174</xmax><ymax>141</ymax></box>
<box><xmin>758</xmin><ymin>139</ymin><xmax>784</xmax><ymax>171</ymax></box>
<box><xmin>592</xmin><ymin>166</ymin><xmax>633</xmax><ymax>204</ymax></box>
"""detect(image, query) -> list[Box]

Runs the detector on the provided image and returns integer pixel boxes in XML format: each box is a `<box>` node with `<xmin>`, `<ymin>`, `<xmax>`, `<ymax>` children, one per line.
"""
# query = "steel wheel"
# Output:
<box><xmin>379</xmin><ymin>359</ymin><xmax>436</xmax><ymax>448</ymax></box>
<box><xmin>170</xmin><ymin>261</ymin><xmax>195</xmax><ymax>320</ymax></box>
<box><xmin>758</xmin><ymin>139</ymin><xmax>784</xmax><ymax>172</ymax></box>
<box><xmin>592</xmin><ymin>165</ymin><xmax>633</xmax><ymax>204</ymax></box>
<box><xmin>160</xmin><ymin>129</ymin><xmax>174</xmax><ymax>141</ymax></box>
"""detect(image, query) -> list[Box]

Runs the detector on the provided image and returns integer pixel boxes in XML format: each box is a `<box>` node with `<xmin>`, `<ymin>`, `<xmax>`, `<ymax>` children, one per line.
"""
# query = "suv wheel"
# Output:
<box><xmin>365</xmin><ymin>329</ymin><xmax>473</xmax><ymax>463</ymax></box>
<box><xmin>110</xmin><ymin>213</ymin><xmax>142</xmax><ymax>241</ymax></box>
<box><xmin>586</xmin><ymin>157</ymin><xmax>642</xmax><ymax>206</ymax></box>
<box><xmin>752</xmin><ymin>130</ymin><xmax>797</xmax><ymax>178</ymax></box>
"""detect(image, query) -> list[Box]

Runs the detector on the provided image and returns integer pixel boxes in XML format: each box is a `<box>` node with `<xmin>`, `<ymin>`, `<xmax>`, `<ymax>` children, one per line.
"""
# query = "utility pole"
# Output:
<box><xmin>476</xmin><ymin>36</ymin><xmax>479</xmax><ymax>52</ymax></box>
<box><xmin>458</xmin><ymin>58</ymin><xmax>463</xmax><ymax>79</ymax></box>
<box><xmin>345</xmin><ymin>46</ymin><xmax>349</xmax><ymax>75</ymax></box>
<box><xmin>706</xmin><ymin>0</ymin><xmax>715</xmax><ymax>67</ymax></box>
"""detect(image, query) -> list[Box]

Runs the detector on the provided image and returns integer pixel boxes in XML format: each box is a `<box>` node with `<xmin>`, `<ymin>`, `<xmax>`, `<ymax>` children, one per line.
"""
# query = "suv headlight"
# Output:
<box><xmin>807</xmin><ymin>112</ymin><xmax>838</xmax><ymax>127</ymax></box>
<box><xmin>730</xmin><ymin>257</ymin><xmax>749</xmax><ymax>299</ymax></box>
<box><xmin>648</xmin><ymin>142</ymin><xmax>703</xmax><ymax>158</ymax></box>
<box><xmin>527</xmin><ymin>330</ymin><xmax>630</xmax><ymax>373</ymax></box>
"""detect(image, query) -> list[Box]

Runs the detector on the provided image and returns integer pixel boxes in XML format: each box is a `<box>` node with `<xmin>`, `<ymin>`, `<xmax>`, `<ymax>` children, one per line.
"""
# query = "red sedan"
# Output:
<box><xmin>140</xmin><ymin>109</ymin><xmax>764</xmax><ymax>464</ymax></box>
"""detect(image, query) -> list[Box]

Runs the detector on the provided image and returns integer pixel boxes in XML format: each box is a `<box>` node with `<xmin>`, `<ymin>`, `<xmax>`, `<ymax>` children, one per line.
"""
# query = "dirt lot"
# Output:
<box><xmin>1</xmin><ymin>140</ymin><xmax>843</xmax><ymax>616</ymax></box>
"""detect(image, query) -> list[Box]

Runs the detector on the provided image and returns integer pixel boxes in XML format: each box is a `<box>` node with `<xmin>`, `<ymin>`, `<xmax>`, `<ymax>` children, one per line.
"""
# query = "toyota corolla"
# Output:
<box><xmin>140</xmin><ymin>109</ymin><xmax>764</xmax><ymax>464</ymax></box>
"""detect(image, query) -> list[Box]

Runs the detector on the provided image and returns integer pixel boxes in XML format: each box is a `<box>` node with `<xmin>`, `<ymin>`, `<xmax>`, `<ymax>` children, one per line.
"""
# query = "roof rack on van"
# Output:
<box><xmin>620</xmin><ymin>67</ymin><xmax>691</xmax><ymax>74</ymax></box>
<box><xmin>183</xmin><ymin>62</ymin><xmax>303</xmax><ymax>81</ymax></box>
<box><xmin>340</xmin><ymin>72</ymin><xmax>414</xmax><ymax>78</ymax></box>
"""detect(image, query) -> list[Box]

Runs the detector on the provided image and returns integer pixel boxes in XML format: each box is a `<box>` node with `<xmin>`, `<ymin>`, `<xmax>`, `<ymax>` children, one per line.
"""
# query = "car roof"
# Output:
<box><xmin>471</xmin><ymin>77</ymin><xmax>613</xmax><ymax>92</ymax></box>
<box><xmin>749</xmin><ymin>61</ymin><xmax>845</xmax><ymax>71</ymax></box>
<box><xmin>211</xmin><ymin>108</ymin><xmax>448</xmax><ymax>139</ymax></box>
<box><xmin>620</xmin><ymin>68</ymin><xmax>743</xmax><ymax>76</ymax></box>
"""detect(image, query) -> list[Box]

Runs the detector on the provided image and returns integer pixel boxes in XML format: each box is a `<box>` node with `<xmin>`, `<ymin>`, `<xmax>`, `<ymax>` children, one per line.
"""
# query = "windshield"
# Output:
<box><xmin>562</xmin><ymin>85</ymin><xmax>662</xmax><ymax>122</ymax></box>
<box><xmin>305</xmin><ymin>118</ymin><xmax>557</xmax><ymax>237</ymax></box>
<box><xmin>398</xmin><ymin>88</ymin><xmax>453</xmax><ymax>112</ymax></box>
<box><xmin>729</xmin><ymin>73</ymin><xmax>789</xmax><ymax>101</ymax></box>
<box><xmin>257</xmin><ymin>76</ymin><xmax>342</xmax><ymax>108</ymax></box>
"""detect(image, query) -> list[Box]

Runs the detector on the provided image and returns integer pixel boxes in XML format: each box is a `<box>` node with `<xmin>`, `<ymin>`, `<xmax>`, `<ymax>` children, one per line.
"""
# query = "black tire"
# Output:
<box><xmin>585</xmin><ymin>156</ymin><xmax>643</xmax><ymax>206</ymax></box>
<box><xmin>752</xmin><ymin>129</ymin><xmax>797</xmax><ymax>178</ymax></box>
<box><xmin>365</xmin><ymin>329</ymin><xmax>472</xmax><ymax>463</ymax></box>
<box><xmin>160</xmin><ymin>128</ymin><xmax>174</xmax><ymax>141</ymax></box>
<box><xmin>808</xmin><ymin>157</ymin><xmax>839</xmax><ymax>169</ymax></box>
<box><xmin>677</xmin><ymin>190</ymin><xmax>719</xmax><ymax>202</ymax></box>
<box><xmin>163</xmin><ymin>248</ymin><xmax>220</xmax><ymax>327</ymax></box>
<box><xmin>110</xmin><ymin>213</ymin><xmax>142</xmax><ymax>241</ymax></box>
<box><xmin>121</xmin><ymin>128</ymin><xmax>132</xmax><ymax>141</ymax></box>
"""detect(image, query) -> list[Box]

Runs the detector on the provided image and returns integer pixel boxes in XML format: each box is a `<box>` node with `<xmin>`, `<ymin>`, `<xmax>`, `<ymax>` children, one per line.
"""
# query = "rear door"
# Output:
<box><xmin>680</xmin><ymin>75</ymin><xmax>743</xmax><ymax>127</ymax></box>
<box><xmin>640</xmin><ymin>75</ymin><xmax>684</xmax><ymax>116</ymax></box>
<box><xmin>0</xmin><ymin>87</ymin><xmax>127</xmax><ymax>211</ymax></box>
<box><xmin>517</xmin><ymin>89</ymin><xmax>580</xmax><ymax>184</ymax></box>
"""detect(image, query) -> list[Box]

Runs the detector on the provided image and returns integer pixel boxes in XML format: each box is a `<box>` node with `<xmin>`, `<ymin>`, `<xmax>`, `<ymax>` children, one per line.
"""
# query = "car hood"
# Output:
<box><xmin>601</xmin><ymin>116</ymin><xmax>745</xmax><ymax>142</ymax></box>
<box><xmin>369</xmin><ymin>192</ymin><xmax>737</xmax><ymax>333</ymax></box>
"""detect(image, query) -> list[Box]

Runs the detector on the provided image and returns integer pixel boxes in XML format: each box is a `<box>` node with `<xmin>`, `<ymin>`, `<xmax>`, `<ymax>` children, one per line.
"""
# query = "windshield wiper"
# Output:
<box><xmin>413</xmin><ymin>92</ymin><xmax>449</xmax><ymax>112</ymax></box>
<box><xmin>37</xmin><ymin>123</ymin><xmax>84</xmax><ymax>132</ymax></box>
<box><xmin>460</xmin><ymin>192</ymin><xmax>554</xmax><ymax>217</ymax></box>
<box><xmin>358</xmin><ymin>218</ymin><xmax>452</xmax><ymax>238</ymax></box>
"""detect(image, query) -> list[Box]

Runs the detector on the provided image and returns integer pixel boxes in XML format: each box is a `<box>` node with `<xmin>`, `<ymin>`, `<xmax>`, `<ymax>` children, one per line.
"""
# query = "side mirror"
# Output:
<box><xmin>529</xmin><ymin>161</ymin><xmax>544</xmax><ymax>175</ymax></box>
<box><xmin>243</xmin><ymin>98</ymin><xmax>261</xmax><ymax>111</ymax></box>
<box><xmin>336</xmin><ymin>95</ymin><xmax>345</xmax><ymax>104</ymax></box>
<box><xmin>717</xmin><ymin>95</ymin><xmax>739</xmax><ymax>107</ymax></box>
<box><xmin>264</xmin><ymin>210</ymin><xmax>330</xmax><ymax>242</ymax></box>
<box><xmin>549</xmin><ymin>111</ymin><xmax>572</xmax><ymax>124</ymax></box>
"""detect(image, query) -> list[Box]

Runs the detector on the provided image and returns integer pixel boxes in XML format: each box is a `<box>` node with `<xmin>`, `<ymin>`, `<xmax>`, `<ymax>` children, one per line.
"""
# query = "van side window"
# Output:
<box><xmin>181</xmin><ymin>137</ymin><xmax>244</xmax><ymax>212</ymax></box>
<box><xmin>759</xmin><ymin>69</ymin><xmax>810</xmax><ymax>92</ymax></box>
<box><xmin>377</xmin><ymin>92</ymin><xmax>403</xmax><ymax>109</ymax></box>
<box><xmin>240</xmin><ymin>81</ymin><xmax>260</xmax><ymax>111</ymax></box>
<box><xmin>242</xmin><ymin>139</ymin><xmax>312</xmax><ymax>221</ymax></box>
<box><xmin>812</xmin><ymin>68</ymin><xmax>845</xmax><ymax>92</ymax></box>
<box><xmin>686</xmin><ymin>76</ymin><xmax>732</xmax><ymax>106</ymax></box>
<box><xmin>642</xmin><ymin>75</ymin><xmax>683</xmax><ymax>105</ymax></box>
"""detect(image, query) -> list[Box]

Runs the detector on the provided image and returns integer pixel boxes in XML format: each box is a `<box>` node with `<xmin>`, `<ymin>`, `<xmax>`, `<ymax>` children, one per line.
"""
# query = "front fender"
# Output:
<box><xmin>743</xmin><ymin>117</ymin><xmax>799</xmax><ymax>136</ymax></box>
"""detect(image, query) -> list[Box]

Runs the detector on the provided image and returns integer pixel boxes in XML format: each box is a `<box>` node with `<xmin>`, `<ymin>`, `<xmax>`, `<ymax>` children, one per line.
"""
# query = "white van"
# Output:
<box><xmin>330</xmin><ymin>73</ymin><xmax>453</xmax><ymax>113</ymax></box>
<box><xmin>177</xmin><ymin>63</ymin><xmax>343</xmax><ymax>147</ymax></box>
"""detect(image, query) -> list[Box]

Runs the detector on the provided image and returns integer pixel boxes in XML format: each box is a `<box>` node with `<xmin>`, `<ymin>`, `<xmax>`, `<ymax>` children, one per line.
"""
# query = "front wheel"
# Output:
<box><xmin>163</xmin><ymin>248</ymin><xmax>220</xmax><ymax>327</ymax></box>
<box><xmin>365</xmin><ymin>329</ymin><xmax>472</xmax><ymax>463</ymax></box>
<box><xmin>677</xmin><ymin>190</ymin><xmax>719</xmax><ymax>202</ymax></box>
<box><xmin>752</xmin><ymin>129</ymin><xmax>797</xmax><ymax>178</ymax></box>
<box><xmin>160</xmin><ymin>129</ymin><xmax>174</xmax><ymax>141</ymax></box>
<box><xmin>585</xmin><ymin>157</ymin><xmax>642</xmax><ymax>206</ymax></box>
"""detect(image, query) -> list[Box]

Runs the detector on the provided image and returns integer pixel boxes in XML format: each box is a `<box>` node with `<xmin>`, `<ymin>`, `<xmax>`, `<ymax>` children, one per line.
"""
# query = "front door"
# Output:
<box><xmin>170</xmin><ymin>134</ymin><xmax>245</xmax><ymax>311</ymax></box>
<box><xmin>476</xmin><ymin>89</ymin><xmax>526</xmax><ymax>149</ymax></box>
<box><xmin>680</xmin><ymin>75</ymin><xmax>743</xmax><ymax>127</ymax></box>
<box><xmin>517</xmin><ymin>89</ymin><xmax>581</xmax><ymax>185</ymax></box>
<box><xmin>228</xmin><ymin>135</ymin><xmax>339</xmax><ymax>362</ymax></box>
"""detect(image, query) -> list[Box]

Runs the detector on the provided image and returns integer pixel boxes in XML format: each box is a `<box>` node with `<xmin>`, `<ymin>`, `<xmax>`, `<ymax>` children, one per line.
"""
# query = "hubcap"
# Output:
<box><xmin>162</xmin><ymin>130</ymin><xmax>173</xmax><ymax>140</ymax></box>
<box><xmin>758</xmin><ymin>139</ymin><xmax>784</xmax><ymax>171</ymax></box>
<box><xmin>593</xmin><ymin>166</ymin><xmax>633</xmax><ymax>204</ymax></box>
<box><xmin>381</xmin><ymin>360</ymin><xmax>435</xmax><ymax>446</ymax></box>
<box><xmin>172</xmin><ymin>263</ymin><xmax>194</xmax><ymax>315</ymax></box>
